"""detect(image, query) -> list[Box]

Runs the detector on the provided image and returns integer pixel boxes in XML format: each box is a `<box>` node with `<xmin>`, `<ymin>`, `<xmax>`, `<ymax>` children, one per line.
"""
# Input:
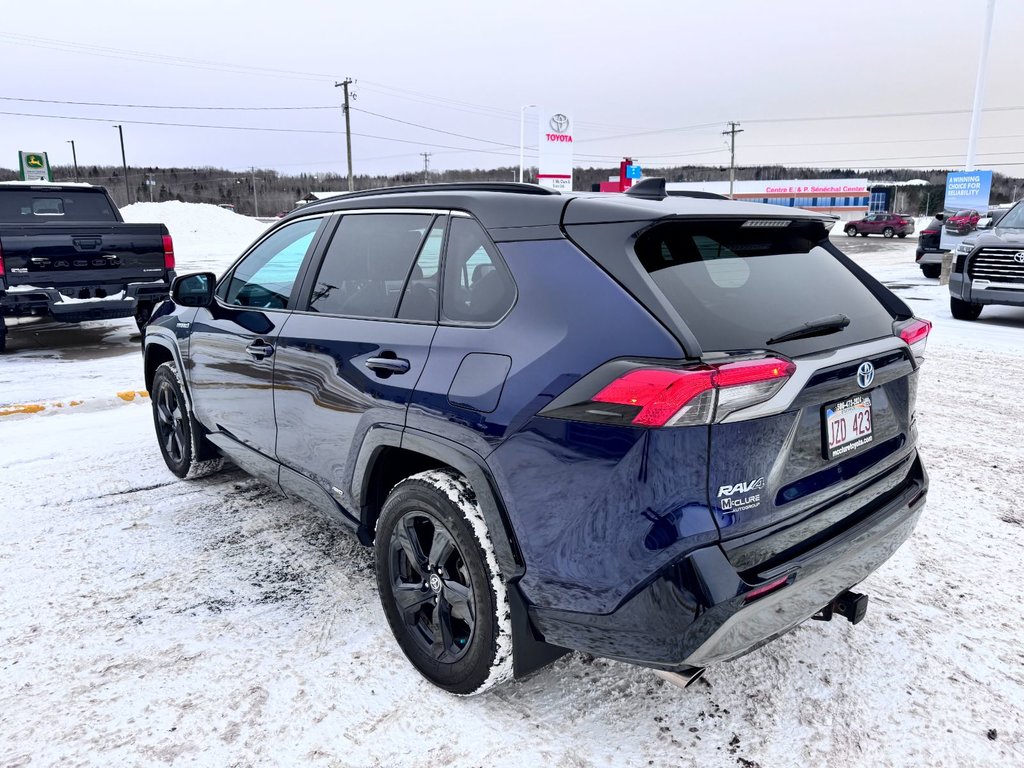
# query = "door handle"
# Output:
<box><xmin>365</xmin><ymin>356</ymin><xmax>410</xmax><ymax>375</ymax></box>
<box><xmin>245</xmin><ymin>340</ymin><xmax>274</xmax><ymax>360</ymax></box>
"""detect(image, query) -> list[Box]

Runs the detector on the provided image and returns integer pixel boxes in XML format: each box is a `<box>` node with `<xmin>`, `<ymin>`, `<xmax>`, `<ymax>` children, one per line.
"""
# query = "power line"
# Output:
<box><xmin>0</xmin><ymin>95</ymin><xmax>336</xmax><ymax>111</ymax></box>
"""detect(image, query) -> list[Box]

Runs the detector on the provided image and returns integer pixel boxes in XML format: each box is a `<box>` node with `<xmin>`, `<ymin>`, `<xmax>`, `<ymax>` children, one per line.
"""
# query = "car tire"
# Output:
<box><xmin>135</xmin><ymin>301</ymin><xmax>154</xmax><ymax>333</ymax></box>
<box><xmin>950</xmin><ymin>296</ymin><xmax>983</xmax><ymax>321</ymax></box>
<box><xmin>375</xmin><ymin>469</ymin><xmax>513</xmax><ymax>696</ymax></box>
<box><xmin>0</xmin><ymin>316</ymin><xmax>6</xmax><ymax>354</ymax></box>
<box><xmin>844</xmin><ymin>226</ymin><xmax>857</xmax><ymax>237</ymax></box>
<box><xmin>150</xmin><ymin>361</ymin><xmax>224</xmax><ymax>479</ymax></box>
<box><xmin>883</xmin><ymin>227</ymin><xmax>895</xmax><ymax>238</ymax></box>
<box><xmin>921</xmin><ymin>264</ymin><xmax>941</xmax><ymax>279</ymax></box>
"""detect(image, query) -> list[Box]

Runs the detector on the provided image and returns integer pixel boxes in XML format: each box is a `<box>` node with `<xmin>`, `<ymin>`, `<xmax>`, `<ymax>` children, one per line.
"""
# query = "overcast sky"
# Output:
<box><xmin>1</xmin><ymin>0</ymin><xmax>1021</xmax><ymax>180</ymax></box>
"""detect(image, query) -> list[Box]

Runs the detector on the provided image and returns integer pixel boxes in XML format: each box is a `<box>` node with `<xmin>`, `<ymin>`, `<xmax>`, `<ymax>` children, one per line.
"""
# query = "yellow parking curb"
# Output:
<box><xmin>0</xmin><ymin>391</ymin><xmax>149</xmax><ymax>418</ymax></box>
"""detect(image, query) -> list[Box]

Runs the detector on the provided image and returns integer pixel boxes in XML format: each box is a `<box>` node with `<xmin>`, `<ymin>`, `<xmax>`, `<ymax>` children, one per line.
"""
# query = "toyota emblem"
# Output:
<box><xmin>856</xmin><ymin>361</ymin><xmax>875</xmax><ymax>389</ymax></box>
<box><xmin>549</xmin><ymin>113</ymin><xmax>570</xmax><ymax>133</ymax></box>
<box><xmin>1014</xmin><ymin>252</ymin><xmax>1024</xmax><ymax>264</ymax></box>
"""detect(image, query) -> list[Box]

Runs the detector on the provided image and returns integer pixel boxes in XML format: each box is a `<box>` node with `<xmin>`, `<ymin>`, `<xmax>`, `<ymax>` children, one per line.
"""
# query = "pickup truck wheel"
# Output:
<box><xmin>883</xmin><ymin>227</ymin><xmax>895</xmax><ymax>238</ymax></box>
<box><xmin>0</xmin><ymin>316</ymin><xmax>6</xmax><ymax>354</ymax></box>
<box><xmin>375</xmin><ymin>470</ymin><xmax>513</xmax><ymax>695</ymax></box>
<box><xmin>844</xmin><ymin>226</ymin><xmax>857</xmax><ymax>237</ymax></box>
<box><xmin>135</xmin><ymin>301</ymin><xmax>154</xmax><ymax>332</ymax></box>
<box><xmin>921</xmin><ymin>264</ymin><xmax>941</xmax><ymax>279</ymax></box>
<box><xmin>950</xmin><ymin>296</ymin><xmax>983</xmax><ymax>321</ymax></box>
<box><xmin>151</xmin><ymin>361</ymin><xmax>224</xmax><ymax>479</ymax></box>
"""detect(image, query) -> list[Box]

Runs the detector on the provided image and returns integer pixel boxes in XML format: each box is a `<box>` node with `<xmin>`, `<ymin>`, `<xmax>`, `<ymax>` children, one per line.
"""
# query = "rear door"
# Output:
<box><xmin>629</xmin><ymin>219</ymin><xmax>920</xmax><ymax>562</ymax></box>
<box><xmin>272</xmin><ymin>211</ymin><xmax>442</xmax><ymax>507</ymax></box>
<box><xmin>188</xmin><ymin>215</ymin><xmax>327</xmax><ymax>469</ymax></box>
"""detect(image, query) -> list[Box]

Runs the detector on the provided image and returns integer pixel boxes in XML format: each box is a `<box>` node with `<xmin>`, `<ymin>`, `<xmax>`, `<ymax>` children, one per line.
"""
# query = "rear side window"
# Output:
<box><xmin>442</xmin><ymin>217</ymin><xmax>516</xmax><ymax>324</ymax></box>
<box><xmin>309</xmin><ymin>213</ymin><xmax>431</xmax><ymax>318</ymax></box>
<box><xmin>0</xmin><ymin>189</ymin><xmax>119</xmax><ymax>222</ymax></box>
<box><xmin>634</xmin><ymin>220</ymin><xmax>892</xmax><ymax>352</ymax></box>
<box><xmin>397</xmin><ymin>215</ymin><xmax>446</xmax><ymax>322</ymax></box>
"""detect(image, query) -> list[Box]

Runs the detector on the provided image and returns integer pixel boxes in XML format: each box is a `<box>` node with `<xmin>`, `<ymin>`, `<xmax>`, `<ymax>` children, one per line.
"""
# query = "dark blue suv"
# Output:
<box><xmin>143</xmin><ymin>181</ymin><xmax>930</xmax><ymax>695</ymax></box>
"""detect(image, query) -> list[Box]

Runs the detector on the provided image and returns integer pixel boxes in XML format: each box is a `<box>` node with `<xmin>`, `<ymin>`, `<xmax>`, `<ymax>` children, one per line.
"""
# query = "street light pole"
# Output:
<box><xmin>113</xmin><ymin>124</ymin><xmax>130</xmax><ymax>205</ymax></box>
<box><xmin>519</xmin><ymin>104</ymin><xmax>536</xmax><ymax>183</ymax></box>
<box><xmin>66</xmin><ymin>140</ymin><xmax>80</xmax><ymax>182</ymax></box>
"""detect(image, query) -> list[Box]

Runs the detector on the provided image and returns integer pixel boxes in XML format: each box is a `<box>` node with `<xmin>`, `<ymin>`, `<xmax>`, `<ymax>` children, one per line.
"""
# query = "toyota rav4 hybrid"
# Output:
<box><xmin>142</xmin><ymin>181</ymin><xmax>931</xmax><ymax>695</ymax></box>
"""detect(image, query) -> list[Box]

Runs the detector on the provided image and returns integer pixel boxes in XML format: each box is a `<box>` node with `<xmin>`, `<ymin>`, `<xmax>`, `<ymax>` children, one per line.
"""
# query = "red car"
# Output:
<box><xmin>944</xmin><ymin>209</ymin><xmax>981</xmax><ymax>235</ymax></box>
<box><xmin>843</xmin><ymin>213</ymin><xmax>915</xmax><ymax>238</ymax></box>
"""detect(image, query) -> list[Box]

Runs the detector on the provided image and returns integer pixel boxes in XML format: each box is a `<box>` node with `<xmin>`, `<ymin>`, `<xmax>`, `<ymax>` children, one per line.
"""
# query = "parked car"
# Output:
<box><xmin>949</xmin><ymin>200</ymin><xmax>1024</xmax><ymax>320</ymax></box>
<box><xmin>143</xmin><ymin>180</ymin><xmax>930</xmax><ymax>694</ymax></box>
<box><xmin>844</xmin><ymin>212</ymin><xmax>915</xmax><ymax>238</ymax></box>
<box><xmin>0</xmin><ymin>182</ymin><xmax>174</xmax><ymax>353</ymax></box>
<box><xmin>915</xmin><ymin>215</ymin><xmax>947</xmax><ymax>278</ymax></box>
<box><xmin>944</xmin><ymin>209</ymin><xmax>981</xmax><ymax>235</ymax></box>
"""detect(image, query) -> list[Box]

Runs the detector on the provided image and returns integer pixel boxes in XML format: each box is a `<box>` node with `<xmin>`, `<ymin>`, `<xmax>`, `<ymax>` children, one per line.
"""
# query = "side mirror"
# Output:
<box><xmin>976</xmin><ymin>217</ymin><xmax>993</xmax><ymax>230</ymax></box>
<box><xmin>935</xmin><ymin>213</ymin><xmax>945</xmax><ymax>221</ymax></box>
<box><xmin>171</xmin><ymin>272</ymin><xmax>216</xmax><ymax>307</ymax></box>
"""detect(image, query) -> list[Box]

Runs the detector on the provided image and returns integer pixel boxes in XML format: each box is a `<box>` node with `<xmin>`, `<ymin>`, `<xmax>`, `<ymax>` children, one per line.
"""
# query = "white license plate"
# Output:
<box><xmin>824</xmin><ymin>395</ymin><xmax>873</xmax><ymax>460</ymax></box>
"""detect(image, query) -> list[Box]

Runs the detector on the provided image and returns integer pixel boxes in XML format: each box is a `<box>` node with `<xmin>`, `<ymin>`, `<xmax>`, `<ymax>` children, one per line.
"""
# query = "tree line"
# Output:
<box><xmin>1</xmin><ymin>162</ymin><xmax>1019</xmax><ymax>216</ymax></box>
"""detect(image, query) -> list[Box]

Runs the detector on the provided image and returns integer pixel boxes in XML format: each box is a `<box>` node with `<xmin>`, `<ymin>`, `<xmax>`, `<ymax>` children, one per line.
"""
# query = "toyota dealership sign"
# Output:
<box><xmin>537</xmin><ymin>110</ymin><xmax>574</xmax><ymax>191</ymax></box>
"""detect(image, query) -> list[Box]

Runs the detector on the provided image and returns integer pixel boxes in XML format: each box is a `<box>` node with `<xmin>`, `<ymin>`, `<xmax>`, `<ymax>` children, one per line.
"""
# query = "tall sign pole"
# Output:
<box><xmin>965</xmin><ymin>0</ymin><xmax>997</xmax><ymax>171</ymax></box>
<box><xmin>335</xmin><ymin>79</ymin><xmax>355</xmax><ymax>191</ymax></box>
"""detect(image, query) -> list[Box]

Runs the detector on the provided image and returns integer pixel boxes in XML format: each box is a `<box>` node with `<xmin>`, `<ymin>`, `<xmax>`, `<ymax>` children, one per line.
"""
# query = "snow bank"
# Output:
<box><xmin>121</xmin><ymin>201</ymin><xmax>270</xmax><ymax>274</ymax></box>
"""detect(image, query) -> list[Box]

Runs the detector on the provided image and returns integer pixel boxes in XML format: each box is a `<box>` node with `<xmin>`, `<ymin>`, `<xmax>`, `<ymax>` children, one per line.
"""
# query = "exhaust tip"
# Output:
<box><xmin>653</xmin><ymin>666</ymin><xmax>706</xmax><ymax>690</ymax></box>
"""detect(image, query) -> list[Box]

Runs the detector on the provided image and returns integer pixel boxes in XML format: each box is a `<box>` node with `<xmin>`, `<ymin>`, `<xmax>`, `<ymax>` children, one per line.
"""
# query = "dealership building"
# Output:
<box><xmin>664</xmin><ymin>179</ymin><xmax>870</xmax><ymax>218</ymax></box>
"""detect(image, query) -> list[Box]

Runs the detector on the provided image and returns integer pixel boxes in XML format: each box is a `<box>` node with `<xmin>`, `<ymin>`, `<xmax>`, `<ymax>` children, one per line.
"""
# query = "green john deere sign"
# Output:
<box><xmin>19</xmin><ymin>151</ymin><xmax>52</xmax><ymax>182</ymax></box>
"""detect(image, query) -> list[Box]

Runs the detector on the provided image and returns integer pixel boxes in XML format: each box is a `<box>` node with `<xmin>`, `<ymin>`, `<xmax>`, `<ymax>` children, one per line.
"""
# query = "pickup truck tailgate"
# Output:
<box><xmin>0</xmin><ymin>224</ymin><xmax>169</xmax><ymax>288</ymax></box>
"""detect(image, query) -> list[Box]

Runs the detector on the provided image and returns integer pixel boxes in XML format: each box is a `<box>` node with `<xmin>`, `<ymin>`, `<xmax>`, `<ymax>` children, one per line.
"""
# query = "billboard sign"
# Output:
<box><xmin>19</xmin><ymin>151</ymin><xmax>52</xmax><ymax>182</ymax></box>
<box><xmin>537</xmin><ymin>110</ymin><xmax>573</xmax><ymax>191</ymax></box>
<box><xmin>940</xmin><ymin>170</ymin><xmax>993</xmax><ymax>250</ymax></box>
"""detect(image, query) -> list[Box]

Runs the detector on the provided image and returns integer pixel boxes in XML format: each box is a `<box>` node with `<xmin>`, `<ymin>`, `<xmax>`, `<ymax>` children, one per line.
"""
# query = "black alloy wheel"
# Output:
<box><xmin>388</xmin><ymin>509</ymin><xmax>476</xmax><ymax>664</ymax></box>
<box><xmin>150</xmin><ymin>361</ymin><xmax>223</xmax><ymax>479</ymax></box>
<box><xmin>375</xmin><ymin>471</ymin><xmax>511</xmax><ymax>695</ymax></box>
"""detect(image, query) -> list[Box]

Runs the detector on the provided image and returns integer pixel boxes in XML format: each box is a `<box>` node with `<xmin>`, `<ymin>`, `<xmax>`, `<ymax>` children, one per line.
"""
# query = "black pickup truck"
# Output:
<box><xmin>0</xmin><ymin>182</ymin><xmax>175</xmax><ymax>352</ymax></box>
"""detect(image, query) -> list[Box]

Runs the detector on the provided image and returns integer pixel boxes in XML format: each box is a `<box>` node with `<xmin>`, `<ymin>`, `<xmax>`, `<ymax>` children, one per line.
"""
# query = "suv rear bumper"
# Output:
<box><xmin>529</xmin><ymin>453</ymin><xmax>926</xmax><ymax>671</ymax></box>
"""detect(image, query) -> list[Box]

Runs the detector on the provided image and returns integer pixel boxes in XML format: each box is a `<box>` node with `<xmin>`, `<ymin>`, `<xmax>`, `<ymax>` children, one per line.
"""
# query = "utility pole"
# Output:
<box><xmin>113</xmin><ymin>124</ymin><xmax>130</xmax><ymax>205</ymax></box>
<box><xmin>420</xmin><ymin>152</ymin><xmax>431</xmax><ymax>184</ymax></box>
<box><xmin>335</xmin><ymin>78</ymin><xmax>355</xmax><ymax>191</ymax></box>
<box><xmin>66</xmin><ymin>140</ymin><xmax>80</xmax><ymax>182</ymax></box>
<box><xmin>251</xmin><ymin>166</ymin><xmax>260</xmax><ymax>217</ymax></box>
<box><xmin>723</xmin><ymin>122</ymin><xmax>743</xmax><ymax>199</ymax></box>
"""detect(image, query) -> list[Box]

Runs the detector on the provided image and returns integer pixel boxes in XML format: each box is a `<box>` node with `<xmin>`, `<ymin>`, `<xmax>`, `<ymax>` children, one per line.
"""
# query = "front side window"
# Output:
<box><xmin>308</xmin><ymin>213</ymin><xmax>431</xmax><ymax>318</ymax></box>
<box><xmin>219</xmin><ymin>217</ymin><xmax>321</xmax><ymax>309</ymax></box>
<box><xmin>441</xmin><ymin>217</ymin><xmax>516</xmax><ymax>324</ymax></box>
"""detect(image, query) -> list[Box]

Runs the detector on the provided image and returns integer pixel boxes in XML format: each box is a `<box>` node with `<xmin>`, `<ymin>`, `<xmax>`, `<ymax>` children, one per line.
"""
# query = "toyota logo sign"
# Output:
<box><xmin>1014</xmin><ymin>252</ymin><xmax>1024</xmax><ymax>264</ymax></box>
<box><xmin>549</xmin><ymin>113</ymin><xmax>570</xmax><ymax>133</ymax></box>
<box><xmin>856</xmin><ymin>361</ymin><xmax>875</xmax><ymax>389</ymax></box>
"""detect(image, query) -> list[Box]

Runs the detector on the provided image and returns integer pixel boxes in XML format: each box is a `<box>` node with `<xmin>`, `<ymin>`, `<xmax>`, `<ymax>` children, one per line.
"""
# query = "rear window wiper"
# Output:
<box><xmin>767</xmin><ymin>314</ymin><xmax>850</xmax><ymax>345</ymax></box>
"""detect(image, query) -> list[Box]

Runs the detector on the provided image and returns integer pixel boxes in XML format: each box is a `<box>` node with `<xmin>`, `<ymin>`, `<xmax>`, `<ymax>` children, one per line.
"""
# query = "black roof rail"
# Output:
<box><xmin>624</xmin><ymin>177</ymin><xmax>666</xmax><ymax>200</ymax></box>
<box><xmin>322</xmin><ymin>182</ymin><xmax>560</xmax><ymax>201</ymax></box>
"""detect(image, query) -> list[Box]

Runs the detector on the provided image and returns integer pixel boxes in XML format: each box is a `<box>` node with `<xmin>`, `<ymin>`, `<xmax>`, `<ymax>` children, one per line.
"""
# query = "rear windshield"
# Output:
<box><xmin>634</xmin><ymin>219</ymin><xmax>893</xmax><ymax>353</ymax></box>
<box><xmin>0</xmin><ymin>188</ymin><xmax>119</xmax><ymax>223</ymax></box>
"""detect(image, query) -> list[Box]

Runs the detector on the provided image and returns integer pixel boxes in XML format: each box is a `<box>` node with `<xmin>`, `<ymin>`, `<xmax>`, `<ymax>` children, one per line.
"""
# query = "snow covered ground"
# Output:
<box><xmin>2</xmin><ymin>205</ymin><xmax>1024</xmax><ymax>766</ymax></box>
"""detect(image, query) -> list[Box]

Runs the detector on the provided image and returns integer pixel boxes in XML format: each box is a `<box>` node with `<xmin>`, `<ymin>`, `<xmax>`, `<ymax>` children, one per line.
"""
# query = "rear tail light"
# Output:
<box><xmin>549</xmin><ymin>356</ymin><xmax>796</xmax><ymax>428</ymax></box>
<box><xmin>896</xmin><ymin>318</ymin><xmax>932</xmax><ymax>362</ymax></box>
<box><xmin>921</xmin><ymin>229</ymin><xmax>939</xmax><ymax>235</ymax></box>
<box><xmin>162</xmin><ymin>234</ymin><xmax>175</xmax><ymax>270</ymax></box>
<box><xmin>743</xmin><ymin>575</ymin><xmax>791</xmax><ymax>603</ymax></box>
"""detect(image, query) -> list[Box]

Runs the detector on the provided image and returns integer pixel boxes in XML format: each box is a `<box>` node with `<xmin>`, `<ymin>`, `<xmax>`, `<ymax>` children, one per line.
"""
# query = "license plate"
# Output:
<box><xmin>823</xmin><ymin>395</ymin><xmax>873</xmax><ymax>460</ymax></box>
